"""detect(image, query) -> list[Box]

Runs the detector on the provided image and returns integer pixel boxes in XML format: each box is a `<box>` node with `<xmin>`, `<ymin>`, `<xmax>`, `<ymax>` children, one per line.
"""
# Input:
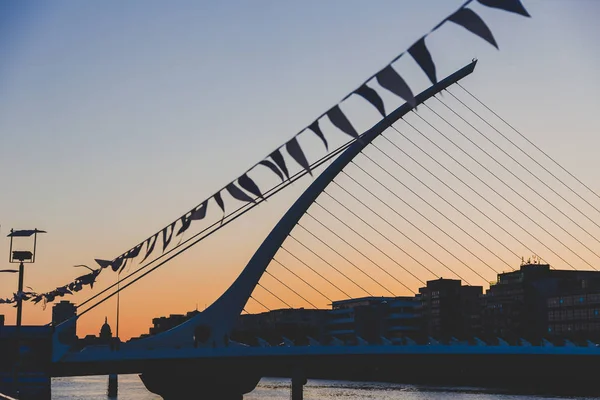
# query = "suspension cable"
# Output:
<box><xmin>264</xmin><ymin>270</ymin><xmax>318</xmax><ymax>309</ymax></box>
<box><xmin>401</xmin><ymin>116</ymin><xmax>580</xmax><ymax>270</ymax></box>
<box><xmin>457</xmin><ymin>82</ymin><xmax>600</xmax><ymax>210</ymax></box>
<box><xmin>256</xmin><ymin>282</ymin><xmax>292</xmax><ymax>309</ymax></box>
<box><xmin>332</xmin><ymin>177</ymin><xmax>471</xmax><ymax>285</ymax></box>
<box><xmin>342</xmin><ymin>167</ymin><xmax>489</xmax><ymax>283</ymax></box>
<box><xmin>296</xmin><ymin>221</ymin><xmax>393</xmax><ymax>296</ymax></box>
<box><xmin>271</xmin><ymin>257</ymin><xmax>332</xmax><ymax>302</ymax></box>
<box><xmin>435</xmin><ymin>95</ymin><xmax>600</xmax><ymax>249</ymax></box>
<box><xmin>389</xmin><ymin>124</ymin><xmax>546</xmax><ymax>264</ymax></box>
<box><xmin>351</xmin><ymin>159</ymin><xmax>494</xmax><ymax>281</ymax></box>
<box><xmin>279</xmin><ymin>246</ymin><xmax>350</xmax><ymax>298</ymax></box>
<box><xmin>249</xmin><ymin>296</ymin><xmax>270</xmax><ymax>312</ymax></box>
<box><xmin>287</xmin><ymin>234</ymin><xmax>371</xmax><ymax>296</ymax></box>
<box><xmin>306</xmin><ymin>209</ymin><xmax>412</xmax><ymax>293</ymax></box>
<box><xmin>322</xmin><ymin>189</ymin><xmax>440</xmax><ymax>281</ymax></box>
<box><xmin>381</xmin><ymin>131</ymin><xmax>521</xmax><ymax>263</ymax></box>
<box><xmin>413</xmin><ymin>106</ymin><xmax>597</xmax><ymax>270</ymax></box>
<box><xmin>312</xmin><ymin>201</ymin><xmax>424</xmax><ymax>287</ymax></box>
<box><xmin>369</xmin><ymin>141</ymin><xmax>514</xmax><ymax>271</ymax></box>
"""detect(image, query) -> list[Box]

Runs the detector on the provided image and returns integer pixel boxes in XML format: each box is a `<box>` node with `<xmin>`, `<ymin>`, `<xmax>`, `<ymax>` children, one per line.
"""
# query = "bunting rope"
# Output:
<box><xmin>1</xmin><ymin>0</ymin><xmax>531</xmax><ymax>307</ymax></box>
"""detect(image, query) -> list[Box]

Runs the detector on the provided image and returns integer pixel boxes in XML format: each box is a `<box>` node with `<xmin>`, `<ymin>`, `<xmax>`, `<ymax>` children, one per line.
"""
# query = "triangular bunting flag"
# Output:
<box><xmin>56</xmin><ymin>286</ymin><xmax>72</xmax><ymax>296</ymax></box>
<box><xmin>327</xmin><ymin>105</ymin><xmax>359</xmax><ymax>139</ymax></box>
<box><xmin>214</xmin><ymin>192</ymin><xmax>225</xmax><ymax>213</ymax></box>
<box><xmin>270</xmin><ymin>149</ymin><xmax>289</xmax><ymax>180</ymax></box>
<box><xmin>119</xmin><ymin>258</ymin><xmax>129</xmax><ymax>274</ymax></box>
<box><xmin>308</xmin><ymin>121</ymin><xmax>328</xmax><ymax>150</ymax></box>
<box><xmin>177</xmin><ymin>214</ymin><xmax>192</xmax><ymax>236</ymax></box>
<box><xmin>354</xmin><ymin>84</ymin><xmax>386</xmax><ymax>117</ymax></box>
<box><xmin>124</xmin><ymin>244</ymin><xmax>142</xmax><ymax>259</ymax></box>
<box><xmin>238</xmin><ymin>174</ymin><xmax>263</xmax><ymax>199</ymax></box>
<box><xmin>448</xmin><ymin>8</ymin><xmax>498</xmax><ymax>49</ymax></box>
<box><xmin>162</xmin><ymin>221</ymin><xmax>176</xmax><ymax>251</ymax></box>
<box><xmin>286</xmin><ymin>137</ymin><xmax>312</xmax><ymax>175</ymax></box>
<box><xmin>376</xmin><ymin>65</ymin><xmax>416</xmax><ymax>106</ymax></box>
<box><xmin>478</xmin><ymin>0</ymin><xmax>530</xmax><ymax>17</ymax></box>
<box><xmin>111</xmin><ymin>257</ymin><xmax>123</xmax><ymax>272</ymax></box>
<box><xmin>95</xmin><ymin>259</ymin><xmax>112</xmax><ymax>269</ymax></box>
<box><xmin>140</xmin><ymin>234</ymin><xmax>158</xmax><ymax>263</ymax></box>
<box><xmin>190</xmin><ymin>200</ymin><xmax>208</xmax><ymax>220</ymax></box>
<box><xmin>259</xmin><ymin>160</ymin><xmax>284</xmax><ymax>182</ymax></box>
<box><xmin>226</xmin><ymin>182</ymin><xmax>254</xmax><ymax>203</ymax></box>
<box><xmin>408</xmin><ymin>37</ymin><xmax>437</xmax><ymax>85</ymax></box>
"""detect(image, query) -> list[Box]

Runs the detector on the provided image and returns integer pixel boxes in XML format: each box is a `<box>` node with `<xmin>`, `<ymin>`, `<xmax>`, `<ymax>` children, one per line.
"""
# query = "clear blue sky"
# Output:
<box><xmin>0</xmin><ymin>1</ymin><xmax>599</xmax><ymax>338</ymax></box>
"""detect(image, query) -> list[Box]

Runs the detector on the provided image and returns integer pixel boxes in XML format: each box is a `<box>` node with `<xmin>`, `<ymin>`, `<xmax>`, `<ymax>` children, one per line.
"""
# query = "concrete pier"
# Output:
<box><xmin>107</xmin><ymin>374</ymin><xmax>118</xmax><ymax>397</ymax></box>
<box><xmin>291</xmin><ymin>368</ymin><xmax>306</xmax><ymax>400</ymax></box>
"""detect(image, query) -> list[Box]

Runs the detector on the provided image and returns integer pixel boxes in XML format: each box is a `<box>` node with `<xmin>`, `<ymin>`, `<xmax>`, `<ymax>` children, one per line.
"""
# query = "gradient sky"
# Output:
<box><xmin>1</xmin><ymin>1</ymin><xmax>599</xmax><ymax>340</ymax></box>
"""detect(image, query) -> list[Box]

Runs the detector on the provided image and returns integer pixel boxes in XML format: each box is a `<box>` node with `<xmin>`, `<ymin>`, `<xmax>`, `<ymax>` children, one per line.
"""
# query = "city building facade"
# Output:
<box><xmin>52</xmin><ymin>300</ymin><xmax>77</xmax><ymax>343</ymax></box>
<box><xmin>419</xmin><ymin>279</ymin><xmax>482</xmax><ymax>340</ymax></box>
<box><xmin>482</xmin><ymin>262</ymin><xmax>600</xmax><ymax>341</ymax></box>
<box><xmin>149</xmin><ymin>310</ymin><xmax>200</xmax><ymax>336</ymax></box>
<box><xmin>327</xmin><ymin>296</ymin><xmax>421</xmax><ymax>344</ymax></box>
<box><xmin>232</xmin><ymin>308</ymin><xmax>328</xmax><ymax>345</ymax></box>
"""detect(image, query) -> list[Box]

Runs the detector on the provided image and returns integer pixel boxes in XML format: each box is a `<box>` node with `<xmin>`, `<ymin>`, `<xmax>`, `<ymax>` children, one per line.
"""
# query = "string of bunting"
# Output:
<box><xmin>0</xmin><ymin>266</ymin><xmax>100</xmax><ymax>310</ymax></box>
<box><xmin>1</xmin><ymin>0</ymin><xmax>529</xmax><ymax>307</ymax></box>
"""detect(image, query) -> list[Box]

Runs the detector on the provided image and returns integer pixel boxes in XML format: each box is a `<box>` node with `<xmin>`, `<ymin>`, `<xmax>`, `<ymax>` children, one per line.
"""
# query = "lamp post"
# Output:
<box><xmin>7</xmin><ymin>228</ymin><xmax>45</xmax><ymax>398</ymax></box>
<box><xmin>8</xmin><ymin>228</ymin><xmax>46</xmax><ymax>328</ymax></box>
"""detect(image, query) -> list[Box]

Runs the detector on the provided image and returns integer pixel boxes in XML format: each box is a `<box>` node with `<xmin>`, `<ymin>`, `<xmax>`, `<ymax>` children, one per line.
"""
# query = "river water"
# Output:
<box><xmin>50</xmin><ymin>375</ymin><xmax>600</xmax><ymax>400</ymax></box>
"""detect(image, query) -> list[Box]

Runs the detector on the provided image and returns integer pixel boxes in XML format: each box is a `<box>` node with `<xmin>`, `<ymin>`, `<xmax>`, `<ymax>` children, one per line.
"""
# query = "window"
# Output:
<box><xmin>589</xmin><ymin>294</ymin><xmax>600</xmax><ymax>304</ymax></box>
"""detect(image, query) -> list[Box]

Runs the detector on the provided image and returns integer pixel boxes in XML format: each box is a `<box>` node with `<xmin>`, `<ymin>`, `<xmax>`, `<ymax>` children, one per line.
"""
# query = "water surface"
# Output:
<box><xmin>51</xmin><ymin>375</ymin><xmax>598</xmax><ymax>400</ymax></box>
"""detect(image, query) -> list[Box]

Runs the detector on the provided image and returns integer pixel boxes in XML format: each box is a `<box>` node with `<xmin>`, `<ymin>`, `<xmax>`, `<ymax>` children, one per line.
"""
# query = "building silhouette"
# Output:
<box><xmin>482</xmin><ymin>262</ymin><xmax>600</xmax><ymax>342</ymax></box>
<box><xmin>149</xmin><ymin>310</ymin><xmax>200</xmax><ymax>336</ymax></box>
<box><xmin>547</xmin><ymin>280</ymin><xmax>600</xmax><ymax>342</ymax></box>
<box><xmin>419</xmin><ymin>279</ymin><xmax>482</xmax><ymax>341</ymax></box>
<box><xmin>233</xmin><ymin>308</ymin><xmax>328</xmax><ymax>346</ymax></box>
<box><xmin>78</xmin><ymin>316</ymin><xmax>116</xmax><ymax>348</ymax></box>
<box><xmin>131</xmin><ymin>262</ymin><xmax>600</xmax><ymax>346</ymax></box>
<box><xmin>327</xmin><ymin>297</ymin><xmax>420</xmax><ymax>344</ymax></box>
<box><xmin>100</xmin><ymin>317</ymin><xmax>112</xmax><ymax>340</ymax></box>
<box><xmin>52</xmin><ymin>300</ymin><xmax>77</xmax><ymax>344</ymax></box>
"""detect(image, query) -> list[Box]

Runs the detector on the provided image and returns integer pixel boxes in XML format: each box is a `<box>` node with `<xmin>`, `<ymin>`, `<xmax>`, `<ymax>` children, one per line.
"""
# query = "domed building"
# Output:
<box><xmin>100</xmin><ymin>317</ymin><xmax>113</xmax><ymax>340</ymax></box>
<box><xmin>77</xmin><ymin>316</ymin><xmax>116</xmax><ymax>349</ymax></box>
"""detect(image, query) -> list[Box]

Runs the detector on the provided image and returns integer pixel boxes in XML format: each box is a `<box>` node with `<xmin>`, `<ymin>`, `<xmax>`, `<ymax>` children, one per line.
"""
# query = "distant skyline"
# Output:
<box><xmin>1</xmin><ymin>1</ymin><xmax>599</xmax><ymax>340</ymax></box>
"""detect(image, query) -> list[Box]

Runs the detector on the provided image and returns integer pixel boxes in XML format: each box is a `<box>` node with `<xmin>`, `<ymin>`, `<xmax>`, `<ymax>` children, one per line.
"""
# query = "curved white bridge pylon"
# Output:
<box><xmin>54</xmin><ymin>60</ymin><xmax>477</xmax><ymax>358</ymax></box>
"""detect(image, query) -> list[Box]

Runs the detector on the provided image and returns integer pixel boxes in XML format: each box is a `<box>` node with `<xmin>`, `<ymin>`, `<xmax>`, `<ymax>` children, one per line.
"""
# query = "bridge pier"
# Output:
<box><xmin>291</xmin><ymin>368</ymin><xmax>306</xmax><ymax>400</ymax></box>
<box><xmin>107</xmin><ymin>373</ymin><xmax>118</xmax><ymax>398</ymax></box>
<box><xmin>139</xmin><ymin>366</ymin><xmax>261</xmax><ymax>400</ymax></box>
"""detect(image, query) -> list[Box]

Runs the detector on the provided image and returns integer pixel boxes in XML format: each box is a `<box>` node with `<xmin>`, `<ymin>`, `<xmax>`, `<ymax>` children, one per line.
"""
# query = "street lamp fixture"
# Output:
<box><xmin>7</xmin><ymin>229</ymin><xmax>46</xmax><ymax>327</ymax></box>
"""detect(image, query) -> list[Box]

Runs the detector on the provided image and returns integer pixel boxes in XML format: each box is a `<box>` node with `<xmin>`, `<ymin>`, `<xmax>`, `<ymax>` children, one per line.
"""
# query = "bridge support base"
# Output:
<box><xmin>291</xmin><ymin>368</ymin><xmax>306</xmax><ymax>400</ymax></box>
<box><xmin>139</xmin><ymin>368</ymin><xmax>261</xmax><ymax>400</ymax></box>
<box><xmin>107</xmin><ymin>373</ymin><xmax>118</xmax><ymax>398</ymax></box>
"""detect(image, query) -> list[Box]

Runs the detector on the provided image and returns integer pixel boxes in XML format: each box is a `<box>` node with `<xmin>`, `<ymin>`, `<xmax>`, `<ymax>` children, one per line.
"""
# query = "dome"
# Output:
<box><xmin>100</xmin><ymin>316</ymin><xmax>112</xmax><ymax>339</ymax></box>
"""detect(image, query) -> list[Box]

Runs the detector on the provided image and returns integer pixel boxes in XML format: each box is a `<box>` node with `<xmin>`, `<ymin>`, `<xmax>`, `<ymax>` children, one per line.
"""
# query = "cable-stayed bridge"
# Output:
<box><xmin>12</xmin><ymin>60</ymin><xmax>600</xmax><ymax>399</ymax></box>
